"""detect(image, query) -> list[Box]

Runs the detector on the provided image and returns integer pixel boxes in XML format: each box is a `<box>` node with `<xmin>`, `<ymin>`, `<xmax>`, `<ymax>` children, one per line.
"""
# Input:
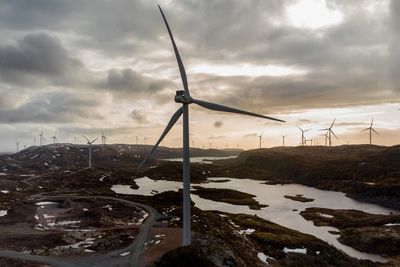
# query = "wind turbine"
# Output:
<box><xmin>39</xmin><ymin>129</ymin><xmax>44</xmax><ymax>146</ymax></box>
<box><xmin>138</xmin><ymin>5</ymin><xmax>285</xmax><ymax>246</ymax></box>
<box><xmin>320</xmin><ymin>119</ymin><xmax>338</xmax><ymax>147</ymax></box>
<box><xmin>16</xmin><ymin>141</ymin><xmax>20</xmax><ymax>152</ymax></box>
<box><xmin>297</xmin><ymin>127</ymin><xmax>310</xmax><ymax>146</ymax></box>
<box><xmin>83</xmin><ymin>135</ymin><xmax>98</xmax><ymax>168</ymax></box>
<box><xmin>51</xmin><ymin>132</ymin><xmax>57</xmax><ymax>151</ymax></box>
<box><xmin>282</xmin><ymin>135</ymin><xmax>286</xmax><ymax>147</ymax></box>
<box><xmin>258</xmin><ymin>131</ymin><xmax>264</xmax><ymax>149</ymax></box>
<box><xmin>320</xmin><ymin>132</ymin><xmax>329</xmax><ymax>146</ymax></box>
<box><xmin>362</xmin><ymin>117</ymin><xmax>379</xmax><ymax>145</ymax></box>
<box><xmin>101</xmin><ymin>130</ymin><xmax>107</xmax><ymax>151</ymax></box>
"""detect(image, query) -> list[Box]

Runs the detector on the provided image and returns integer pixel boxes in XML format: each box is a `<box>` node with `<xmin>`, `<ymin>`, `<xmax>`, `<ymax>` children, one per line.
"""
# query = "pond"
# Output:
<box><xmin>111</xmin><ymin>177</ymin><xmax>398</xmax><ymax>262</ymax></box>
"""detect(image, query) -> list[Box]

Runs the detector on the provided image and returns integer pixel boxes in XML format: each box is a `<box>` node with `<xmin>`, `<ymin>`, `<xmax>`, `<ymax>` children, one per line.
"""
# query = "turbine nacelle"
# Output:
<box><xmin>175</xmin><ymin>90</ymin><xmax>192</xmax><ymax>104</ymax></box>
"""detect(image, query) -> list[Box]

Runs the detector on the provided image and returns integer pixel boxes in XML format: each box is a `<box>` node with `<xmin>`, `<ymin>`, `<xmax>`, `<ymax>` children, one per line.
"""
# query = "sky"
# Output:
<box><xmin>0</xmin><ymin>0</ymin><xmax>399</xmax><ymax>152</ymax></box>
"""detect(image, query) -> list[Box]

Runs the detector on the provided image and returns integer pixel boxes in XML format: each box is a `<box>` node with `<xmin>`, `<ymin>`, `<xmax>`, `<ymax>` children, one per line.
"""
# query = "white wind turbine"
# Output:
<box><xmin>320</xmin><ymin>119</ymin><xmax>338</xmax><ymax>147</ymax></box>
<box><xmin>83</xmin><ymin>135</ymin><xmax>98</xmax><ymax>168</ymax></box>
<box><xmin>39</xmin><ymin>129</ymin><xmax>44</xmax><ymax>146</ymax></box>
<box><xmin>101</xmin><ymin>129</ymin><xmax>107</xmax><ymax>151</ymax></box>
<box><xmin>139</xmin><ymin>5</ymin><xmax>285</xmax><ymax>246</ymax></box>
<box><xmin>16</xmin><ymin>141</ymin><xmax>20</xmax><ymax>152</ymax></box>
<box><xmin>258</xmin><ymin>131</ymin><xmax>264</xmax><ymax>149</ymax></box>
<box><xmin>51</xmin><ymin>132</ymin><xmax>57</xmax><ymax>151</ymax></box>
<box><xmin>297</xmin><ymin>127</ymin><xmax>310</xmax><ymax>146</ymax></box>
<box><xmin>362</xmin><ymin>117</ymin><xmax>379</xmax><ymax>145</ymax></box>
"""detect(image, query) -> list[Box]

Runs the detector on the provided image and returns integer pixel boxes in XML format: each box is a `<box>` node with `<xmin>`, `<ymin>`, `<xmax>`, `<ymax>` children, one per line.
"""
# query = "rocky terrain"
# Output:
<box><xmin>0</xmin><ymin>144</ymin><xmax>399</xmax><ymax>266</ymax></box>
<box><xmin>212</xmin><ymin>145</ymin><xmax>400</xmax><ymax>210</ymax></box>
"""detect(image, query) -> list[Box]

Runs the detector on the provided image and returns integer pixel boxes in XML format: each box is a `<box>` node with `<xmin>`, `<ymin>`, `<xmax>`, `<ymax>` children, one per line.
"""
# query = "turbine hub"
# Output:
<box><xmin>175</xmin><ymin>90</ymin><xmax>191</xmax><ymax>104</ymax></box>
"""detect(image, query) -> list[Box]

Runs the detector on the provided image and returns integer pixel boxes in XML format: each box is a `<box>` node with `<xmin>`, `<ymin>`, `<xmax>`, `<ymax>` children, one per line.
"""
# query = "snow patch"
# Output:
<box><xmin>385</xmin><ymin>223</ymin><xmax>400</xmax><ymax>226</ymax></box>
<box><xmin>1</xmin><ymin>190</ymin><xmax>9</xmax><ymax>194</ymax></box>
<box><xmin>0</xmin><ymin>210</ymin><xmax>7</xmax><ymax>217</ymax></box>
<box><xmin>36</xmin><ymin>201</ymin><xmax>58</xmax><ymax>206</ymax></box>
<box><xmin>239</xmin><ymin>228</ymin><xmax>255</xmax><ymax>235</ymax></box>
<box><xmin>283</xmin><ymin>247</ymin><xmax>307</xmax><ymax>254</ymax></box>
<box><xmin>120</xmin><ymin>251</ymin><xmax>130</xmax><ymax>256</ymax></box>
<box><xmin>317</xmin><ymin>213</ymin><xmax>334</xmax><ymax>219</ymax></box>
<box><xmin>257</xmin><ymin>252</ymin><xmax>274</xmax><ymax>264</ymax></box>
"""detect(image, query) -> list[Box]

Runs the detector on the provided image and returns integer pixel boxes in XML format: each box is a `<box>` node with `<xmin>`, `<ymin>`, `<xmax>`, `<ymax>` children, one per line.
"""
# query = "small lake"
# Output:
<box><xmin>162</xmin><ymin>156</ymin><xmax>237</xmax><ymax>163</ymax></box>
<box><xmin>112</xmin><ymin>177</ymin><xmax>398</xmax><ymax>262</ymax></box>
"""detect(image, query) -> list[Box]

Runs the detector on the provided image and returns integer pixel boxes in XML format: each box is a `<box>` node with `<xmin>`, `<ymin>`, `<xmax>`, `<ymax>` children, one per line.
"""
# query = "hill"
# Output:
<box><xmin>217</xmin><ymin>145</ymin><xmax>400</xmax><ymax>209</ymax></box>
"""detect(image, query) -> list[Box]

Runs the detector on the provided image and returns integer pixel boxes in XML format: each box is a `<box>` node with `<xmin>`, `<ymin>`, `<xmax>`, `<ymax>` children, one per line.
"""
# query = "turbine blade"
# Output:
<box><xmin>372</xmin><ymin>128</ymin><xmax>379</xmax><ymax>135</ymax></box>
<box><xmin>158</xmin><ymin>5</ymin><xmax>190</xmax><ymax>97</ymax></box>
<box><xmin>138</xmin><ymin>107</ymin><xmax>184</xmax><ymax>169</ymax></box>
<box><xmin>91</xmin><ymin>136</ymin><xmax>99</xmax><ymax>143</ymax></box>
<box><xmin>82</xmin><ymin>135</ymin><xmax>90</xmax><ymax>142</ymax></box>
<box><xmin>297</xmin><ymin>126</ymin><xmax>303</xmax><ymax>131</ymax></box>
<box><xmin>370</xmin><ymin>117</ymin><xmax>374</xmax><ymax>128</ymax></box>
<box><xmin>319</xmin><ymin>128</ymin><xmax>329</xmax><ymax>131</ymax></box>
<box><xmin>192</xmin><ymin>98</ymin><xmax>285</xmax><ymax>122</ymax></box>
<box><xmin>331</xmin><ymin>130</ymin><xmax>338</xmax><ymax>139</ymax></box>
<box><xmin>361</xmin><ymin>128</ymin><xmax>369</xmax><ymax>132</ymax></box>
<box><xmin>330</xmin><ymin>118</ymin><xmax>336</xmax><ymax>129</ymax></box>
<box><xmin>304</xmin><ymin>128</ymin><xmax>311</xmax><ymax>132</ymax></box>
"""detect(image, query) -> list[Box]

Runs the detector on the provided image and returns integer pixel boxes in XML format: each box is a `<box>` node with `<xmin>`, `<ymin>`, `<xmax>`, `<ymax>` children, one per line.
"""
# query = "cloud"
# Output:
<box><xmin>129</xmin><ymin>109</ymin><xmax>149</xmax><ymax>124</ymax></box>
<box><xmin>213</xmin><ymin>121</ymin><xmax>223</xmax><ymax>128</ymax></box>
<box><xmin>208</xmin><ymin>134</ymin><xmax>226</xmax><ymax>140</ymax></box>
<box><xmin>106</xmin><ymin>68</ymin><xmax>171</xmax><ymax>94</ymax></box>
<box><xmin>243</xmin><ymin>133</ymin><xmax>257</xmax><ymax>138</ymax></box>
<box><xmin>0</xmin><ymin>90</ymin><xmax>103</xmax><ymax>123</ymax></box>
<box><xmin>0</xmin><ymin>33</ymin><xmax>85</xmax><ymax>86</ymax></box>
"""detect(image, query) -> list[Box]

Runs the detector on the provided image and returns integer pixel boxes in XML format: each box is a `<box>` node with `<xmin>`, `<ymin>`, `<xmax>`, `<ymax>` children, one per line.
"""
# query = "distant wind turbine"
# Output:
<box><xmin>101</xmin><ymin>129</ymin><xmax>107</xmax><ymax>151</ymax></box>
<box><xmin>297</xmin><ymin>127</ymin><xmax>310</xmax><ymax>146</ymax></box>
<box><xmin>320</xmin><ymin>132</ymin><xmax>329</xmax><ymax>146</ymax></box>
<box><xmin>39</xmin><ymin>129</ymin><xmax>44</xmax><ymax>146</ymax></box>
<box><xmin>282</xmin><ymin>135</ymin><xmax>286</xmax><ymax>147</ymax></box>
<box><xmin>258</xmin><ymin>131</ymin><xmax>264</xmax><ymax>149</ymax></box>
<box><xmin>83</xmin><ymin>135</ymin><xmax>98</xmax><ymax>168</ymax></box>
<box><xmin>16</xmin><ymin>141</ymin><xmax>20</xmax><ymax>152</ymax></box>
<box><xmin>138</xmin><ymin>5</ymin><xmax>285</xmax><ymax>246</ymax></box>
<box><xmin>51</xmin><ymin>132</ymin><xmax>57</xmax><ymax>151</ymax></box>
<box><xmin>362</xmin><ymin>117</ymin><xmax>379</xmax><ymax>145</ymax></box>
<box><xmin>320</xmin><ymin>119</ymin><xmax>338</xmax><ymax>147</ymax></box>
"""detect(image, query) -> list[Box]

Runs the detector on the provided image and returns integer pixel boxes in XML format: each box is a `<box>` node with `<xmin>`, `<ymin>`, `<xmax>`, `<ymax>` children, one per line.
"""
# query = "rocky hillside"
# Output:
<box><xmin>218</xmin><ymin>145</ymin><xmax>400</xmax><ymax>209</ymax></box>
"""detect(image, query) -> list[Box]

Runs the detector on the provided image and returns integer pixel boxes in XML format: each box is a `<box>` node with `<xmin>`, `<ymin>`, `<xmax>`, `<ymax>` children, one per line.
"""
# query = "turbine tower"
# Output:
<box><xmin>362</xmin><ymin>117</ymin><xmax>379</xmax><ymax>144</ymax></box>
<box><xmin>282</xmin><ymin>135</ymin><xmax>286</xmax><ymax>147</ymax></box>
<box><xmin>320</xmin><ymin>119</ymin><xmax>338</xmax><ymax>147</ymax></box>
<box><xmin>139</xmin><ymin>5</ymin><xmax>285</xmax><ymax>246</ymax></box>
<box><xmin>16</xmin><ymin>141</ymin><xmax>20</xmax><ymax>152</ymax></box>
<box><xmin>258</xmin><ymin>131</ymin><xmax>264</xmax><ymax>149</ymax></box>
<box><xmin>297</xmin><ymin>127</ymin><xmax>310</xmax><ymax>146</ymax></box>
<box><xmin>51</xmin><ymin>132</ymin><xmax>57</xmax><ymax>151</ymax></box>
<box><xmin>39</xmin><ymin>129</ymin><xmax>44</xmax><ymax>146</ymax></box>
<box><xmin>101</xmin><ymin>129</ymin><xmax>107</xmax><ymax>151</ymax></box>
<box><xmin>320</xmin><ymin>132</ymin><xmax>329</xmax><ymax>146</ymax></box>
<box><xmin>83</xmin><ymin>135</ymin><xmax>98</xmax><ymax>168</ymax></box>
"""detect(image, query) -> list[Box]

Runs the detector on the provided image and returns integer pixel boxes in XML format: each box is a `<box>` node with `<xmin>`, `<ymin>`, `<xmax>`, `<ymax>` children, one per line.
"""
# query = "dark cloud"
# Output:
<box><xmin>213</xmin><ymin>121</ymin><xmax>223</xmax><ymax>128</ymax></box>
<box><xmin>106</xmin><ymin>68</ymin><xmax>171</xmax><ymax>94</ymax></box>
<box><xmin>129</xmin><ymin>110</ymin><xmax>149</xmax><ymax>124</ymax></box>
<box><xmin>0</xmin><ymin>91</ymin><xmax>103</xmax><ymax>123</ymax></box>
